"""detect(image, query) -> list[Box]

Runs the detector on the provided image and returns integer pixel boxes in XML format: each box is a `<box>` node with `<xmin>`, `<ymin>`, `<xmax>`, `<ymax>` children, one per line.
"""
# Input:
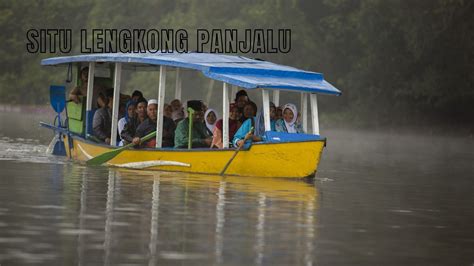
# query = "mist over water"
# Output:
<box><xmin>0</xmin><ymin>108</ymin><xmax>473</xmax><ymax>265</ymax></box>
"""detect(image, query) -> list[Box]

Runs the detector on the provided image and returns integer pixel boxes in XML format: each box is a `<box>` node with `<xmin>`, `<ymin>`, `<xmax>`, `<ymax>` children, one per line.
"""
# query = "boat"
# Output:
<box><xmin>40</xmin><ymin>52</ymin><xmax>341</xmax><ymax>178</ymax></box>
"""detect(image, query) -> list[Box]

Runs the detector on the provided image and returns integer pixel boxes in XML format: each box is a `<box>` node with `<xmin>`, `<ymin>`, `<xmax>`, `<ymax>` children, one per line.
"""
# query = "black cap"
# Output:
<box><xmin>136</xmin><ymin>97</ymin><xmax>147</xmax><ymax>106</ymax></box>
<box><xmin>235</xmin><ymin>89</ymin><xmax>248</xmax><ymax>99</ymax></box>
<box><xmin>187</xmin><ymin>100</ymin><xmax>203</xmax><ymax>112</ymax></box>
<box><xmin>105</xmin><ymin>88</ymin><xmax>114</xmax><ymax>98</ymax></box>
<box><xmin>132</xmin><ymin>90</ymin><xmax>143</xmax><ymax>98</ymax></box>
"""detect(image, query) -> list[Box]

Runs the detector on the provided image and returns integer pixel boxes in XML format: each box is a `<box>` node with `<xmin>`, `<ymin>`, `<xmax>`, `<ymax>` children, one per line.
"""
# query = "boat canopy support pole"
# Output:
<box><xmin>222</xmin><ymin>83</ymin><xmax>230</xmax><ymax>148</ymax></box>
<box><xmin>85</xmin><ymin>62</ymin><xmax>95</xmax><ymax>136</ymax></box>
<box><xmin>262</xmin><ymin>89</ymin><xmax>271</xmax><ymax>131</ymax></box>
<box><xmin>206</xmin><ymin>79</ymin><xmax>215</xmax><ymax>106</ymax></box>
<box><xmin>272</xmin><ymin>90</ymin><xmax>280</xmax><ymax>107</ymax></box>
<box><xmin>111</xmin><ymin>63</ymin><xmax>122</xmax><ymax>146</ymax></box>
<box><xmin>156</xmin><ymin>66</ymin><xmax>166</xmax><ymax>148</ymax></box>
<box><xmin>301</xmin><ymin>92</ymin><xmax>308</xmax><ymax>133</ymax></box>
<box><xmin>175</xmin><ymin>68</ymin><xmax>181</xmax><ymax>100</ymax></box>
<box><xmin>310</xmin><ymin>93</ymin><xmax>319</xmax><ymax>135</ymax></box>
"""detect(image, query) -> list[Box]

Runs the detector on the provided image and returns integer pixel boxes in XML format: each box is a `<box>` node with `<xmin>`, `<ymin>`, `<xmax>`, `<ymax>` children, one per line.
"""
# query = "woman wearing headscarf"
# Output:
<box><xmin>211</xmin><ymin>104</ymin><xmax>242</xmax><ymax>148</ymax></box>
<box><xmin>117</xmin><ymin>99</ymin><xmax>137</xmax><ymax>146</ymax></box>
<box><xmin>275</xmin><ymin>103</ymin><xmax>304</xmax><ymax>133</ymax></box>
<box><xmin>120</xmin><ymin>97</ymin><xmax>148</xmax><ymax>145</ymax></box>
<box><xmin>204</xmin><ymin>108</ymin><xmax>218</xmax><ymax>136</ymax></box>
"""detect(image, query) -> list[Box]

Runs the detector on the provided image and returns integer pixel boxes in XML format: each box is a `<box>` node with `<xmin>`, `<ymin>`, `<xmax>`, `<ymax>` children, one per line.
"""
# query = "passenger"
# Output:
<box><xmin>92</xmin><ymin>88</ymin><xmax>114</xmax><ymax>144</ymax></box>
<box><xmin>69</xmin><ymin>66</ymin><xmax>105</xmax><ymax>108</ymax></box>
<box><xmin>118</xmin><ymin>94</ymin><xmax>132</xmax><ymax>119</ymax></box>
<box><xmin>255</xmin><ymin>102</ymin><xmax>277</xmax><ymax>136</ymax></box>
<box><xmin>275</xmin><ymin>103</ymin><xmax>304</xmax><ymax>133</ymax></box>
<box><xmin>232</xmin><ymin>107</ymin><xmax>263</xmax><ymax>148</ymax></box>
<box><xmin>131</xmin><ymin>90</ymin><xmax>144</xmax><ymax>102</ymax></box>
<box><xmin>170</xmin><ymin>99</ymin><xmax>185</xmax><ymax>123</ymax></box>
<box><xmin>68</xmin><ymin>67</ymin><xmax>88</xmax><ymax>104</ymax></box>
<box><xmin>135</xmin><ymin>99</ymin><xmax>176</xmax><ymax>148</ymax></box>
<box><xmin>121</xmin><ymin>98</ymin><xmax>148</xmax><ymax>145</ymax></box>
<box><xmin>211</xmin><ymin>103</ymin><xmax>242</xmax><ymax>148</ymax></box>
<box><xmin>96</xmin><ymin>92</ymin><xmax>129</xmax><ymax>115</ymax></box>
<box><xmin>235</xmin><ymin>90</ymin><xmax>249</xmax><ymax>114</ymax></box>
<box><xmin>117</xmin><ymin>100</ymin><xmax>137</xmax><ymax>146</ymax></box>
<box><xmin>201</xmin><ymin>102</ymin><xmax>208</xmax><ymax>113</ymax></box>
<box><xmin>242</xmin><ymin>101</ymin><xmax>257</xmax><ymax>122</ymax></box>
<box><xmin>96</xmin><ymin>93</ymin><xmax>107</xmax><ymax>108</ymax></box>
<box><xmin>164</xmin><ymin>103</ymin><xmax>173</xmax><ymax>119</ymax></box>
<box><xmin>204</xmin><ymin>108</ymin><xmax>218</xmax><ymax>135</ymax></box>
<box><xmin>174</xmin><ymin>100</ymin><xmax>212</xmax><ymax>148</ymax></box>
<box><xmin>276</xmin><ymin>106</ymin><xmax>283</xmax><ymax>120</ymax></box>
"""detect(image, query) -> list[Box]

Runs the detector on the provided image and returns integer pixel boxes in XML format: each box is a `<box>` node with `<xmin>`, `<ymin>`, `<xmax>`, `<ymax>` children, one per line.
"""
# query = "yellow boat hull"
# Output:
<box><xmin>64</xmin><ymin>135</ymin><xmax>325</xmax><ymax>178</ymax></box>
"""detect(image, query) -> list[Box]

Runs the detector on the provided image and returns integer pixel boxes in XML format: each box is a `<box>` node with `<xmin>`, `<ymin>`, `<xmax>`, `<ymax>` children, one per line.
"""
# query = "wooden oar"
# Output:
<box><xmin>219</xmin><ymin>127</ymin><xmax>254</xmax><ymax>176</ymax></box>
<box><xmin>86</xmin><ymin>131</ymin><xmax>156</xmax><ymax>166</ymax></box>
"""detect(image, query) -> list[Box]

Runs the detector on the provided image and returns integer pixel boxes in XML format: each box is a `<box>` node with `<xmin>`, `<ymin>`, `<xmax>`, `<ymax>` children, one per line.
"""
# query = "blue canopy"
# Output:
<box><xmin>41</xmin><ymin>52</ymin><xmax>341</xmax><ymax>95</ymax></box>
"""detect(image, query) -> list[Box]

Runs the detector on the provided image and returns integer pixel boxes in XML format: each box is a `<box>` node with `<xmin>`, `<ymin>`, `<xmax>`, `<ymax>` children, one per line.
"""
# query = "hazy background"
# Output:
<box><xmin>0</xmin><ymin>0</ymin><xmax>473</xmax><ymax>133</ymax></box>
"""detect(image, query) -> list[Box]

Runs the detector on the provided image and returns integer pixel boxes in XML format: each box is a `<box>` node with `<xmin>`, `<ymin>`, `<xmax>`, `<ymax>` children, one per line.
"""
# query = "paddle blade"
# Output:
<box><xmin>49</xmin><ymin>85</ymin><xmax>66</xmax><ymax>113</ymax></box>
<box><xmin>86</xmin><ymin>148</ymin><xmax>124</xmax><ymax>166</ymax></box>
<box><xmin>86</xmin><ymin>131</ymin><xmax>156</xmax><ymax>166</ymax></box>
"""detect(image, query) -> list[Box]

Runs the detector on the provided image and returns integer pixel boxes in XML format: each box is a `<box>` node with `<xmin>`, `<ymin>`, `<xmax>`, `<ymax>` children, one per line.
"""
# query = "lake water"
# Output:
<box><xmin>0</xmin><ymin>108</ymin><xmax>473</xmax><ymax>265</ymax></box>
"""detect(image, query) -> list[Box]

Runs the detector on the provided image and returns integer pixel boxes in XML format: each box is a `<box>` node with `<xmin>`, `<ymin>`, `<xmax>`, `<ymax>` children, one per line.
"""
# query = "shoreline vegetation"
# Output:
<box><xmin>1</xmin><ymin>0</ymin><xmax>472</xmax><ymax>130</ymax></box>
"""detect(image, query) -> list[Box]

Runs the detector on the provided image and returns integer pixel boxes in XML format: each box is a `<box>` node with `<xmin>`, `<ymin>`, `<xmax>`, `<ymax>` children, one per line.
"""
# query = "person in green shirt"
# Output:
<box><xmin>174</xmin><ymin>100</ymin><xmax>212</xmax><ymax>148</ymax></box>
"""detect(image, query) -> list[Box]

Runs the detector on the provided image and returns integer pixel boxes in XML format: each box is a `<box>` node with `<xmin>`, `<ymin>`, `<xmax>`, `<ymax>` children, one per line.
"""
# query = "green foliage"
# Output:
<box><xmin>0</xmin><ymin>0</ymin><xmax>472</xmax><ymax>127</ymax></box>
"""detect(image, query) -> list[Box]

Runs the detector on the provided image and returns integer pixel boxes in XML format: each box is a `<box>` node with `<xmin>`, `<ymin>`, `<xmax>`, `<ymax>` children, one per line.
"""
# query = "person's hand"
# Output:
<box><xmin>203</xmin><ymin>137</ymin><xmax>212</xmax><ymax>146</ymax></box>
<box><xmin>252</xmin><ymin>135</ymin><xmax>261</xmax><ymax>142</ymax></box>
<box><xmin>132</xmin><ymin>137</ymin><xmax>140</xmax><ymax>145</ymax></box>
<box><xmin>71</xmin><ymin>95</ymin><xmax>80</xmax><ymax>104</ymax></box>
<box><xmin>236</xmin><ymin>139</ymin><xmax>245</xmax><ymax>148</ymax></box>
<box><xmin>244</xmin><ymin>131</ymin><xmax>253</xmax><ymax>140</ymax></box>
<box><xmin>105</xmin><ymin>138</ymin><xmax>111</xmax><ymax>144</ymax></box>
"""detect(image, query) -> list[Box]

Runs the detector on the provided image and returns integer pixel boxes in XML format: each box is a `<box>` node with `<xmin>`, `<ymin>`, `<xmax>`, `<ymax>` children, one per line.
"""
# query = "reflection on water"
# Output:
<box><xmin>0</xmin><ymin>156</ymin><xmax>318</xmax><ymax>265</ymax></box>
<box><xmin>1</xmin><ymin>109</ymin><xmax>474</xmax><ymax>265</ymax></box>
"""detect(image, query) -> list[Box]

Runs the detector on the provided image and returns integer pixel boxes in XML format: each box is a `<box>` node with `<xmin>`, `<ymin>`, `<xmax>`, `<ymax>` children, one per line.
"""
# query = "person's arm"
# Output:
<box><xmin>121</xmin><ymin>120</ymin><xmax>135</xmax><ymax>143</ymax></box>
<box><xmin>134</xmin><ymin>122</ymin><xmax>155</xmax><ymax>147</ymax></box>
<box><xmin>191</xmin><ymin>136</ymin><xmax>211</xmax><ymax>147</ymax></box>
<box><xmin>173</xmin><ymin>121</ymin><xmax>188</xmax><ymax>148</ymax></box>
<box><xmin>191</xmin><ymin>123</ymin><xmax>212</xmax><ymax>147</ymax></box>
<box><xmin>92</xmin><ymin>110</ymin><xmax>108</xmax><ymax>141</ymax></box>
<box><xmin>69</xmin><ymin>87</ymin><xmax>81</xmax><ymax>103</ymax></box>
<box><xmin>275</xmin><ymin>119</ymin><xmax>285</xmax><ymax>132</ymax></box>
<box><xmin>296</xmin><ymin>122</ymin><xmax>305</xmax><ymax>134</ymax></box>
<box><xmin>211</xmin><ymin>127</ymin><xmax>223</xmax><ymax>148</ymax></box>
<box><xmin>163</xmin><ymin>117</ymin><xmax>176</xmax><ymax>147</ymax></box>
<box><xmin>232</xmin><ymin>119</ymin><xmax>251</xmax><ymax>147</ymax></box>
<box><xmin>118</xmin><ymin>118</ymin><xmax>126</xmax><ymax>136</ymax></box>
